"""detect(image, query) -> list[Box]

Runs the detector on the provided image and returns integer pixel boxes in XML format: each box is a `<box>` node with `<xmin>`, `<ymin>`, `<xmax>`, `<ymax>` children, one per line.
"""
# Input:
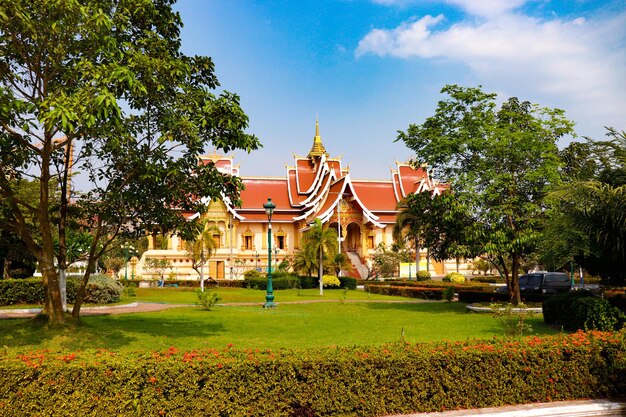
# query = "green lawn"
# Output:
<box><xmin>120</xmin><ymin>286</ymin><xmax>413</xmax><ymax>304</ymax></box>
<box><xmin>0</xmin><ymin>292</ymin><xmax>560</xmax><ymax>353</ymax></box>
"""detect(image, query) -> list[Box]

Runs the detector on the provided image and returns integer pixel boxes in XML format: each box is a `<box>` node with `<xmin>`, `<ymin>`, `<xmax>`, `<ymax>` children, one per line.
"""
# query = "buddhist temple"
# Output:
<box><xmin>132</xmin><ymin>121</ymin><xmax>460</xmax><ymax>281</ymax></box>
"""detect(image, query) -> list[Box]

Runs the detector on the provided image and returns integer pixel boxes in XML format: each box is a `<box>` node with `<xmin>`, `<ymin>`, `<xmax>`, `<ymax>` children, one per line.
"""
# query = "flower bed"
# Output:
<box><xmin>2</xmin><ymin>331</ymin><xmax>623</xmax><ymax>416</ymax></box>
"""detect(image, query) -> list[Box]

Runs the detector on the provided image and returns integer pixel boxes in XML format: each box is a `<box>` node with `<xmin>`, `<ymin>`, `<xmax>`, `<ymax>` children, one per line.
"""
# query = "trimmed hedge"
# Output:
<box><xmin>0</xmin><ymin>331</ymin><xmax>624</xmax><ymax>416</ymax></box>
<box><xmin>366</xmin><ymin>284</ymin><xmax>444</xmax><ymax>300</ymax></box>
<box><xmin>0</xmin><ymin>276</ymin><xmax>122</xmax><ymax>306</ymax></box>
<box><xmin>339</xmin><ymin>276</ymin><xmax>357</xmax><ymax>290</ymax></box>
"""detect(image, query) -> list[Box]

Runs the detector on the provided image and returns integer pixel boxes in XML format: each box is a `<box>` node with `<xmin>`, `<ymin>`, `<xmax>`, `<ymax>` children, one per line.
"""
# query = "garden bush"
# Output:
<box><xmin>415</xmin><ymin>270</ymin><xmax>431</xmax><ymax>281</ymax></box>
<box><xmin>543</xmin><ymin>290</ymin><xmax>626</xmax><ymax>331</ymax></box>
<box><xmin>339</xmin><ymin>276</ymin><xmax>357</xmax><ymax>290</ymax></box>
<box><xmin>244</xmin><ymin>275</ymin><xmax>300</xmax><ymax>290</ymax></box>
<box><xmin>366</xmin><ymin>284</ymin><xmax>443</xmax><ymax>300</ymax></box>
<box><xmin>443</xmin><ymin>272</ymin><xmax>466</xmax><ymax>283</ymax></box>
<box><xmin>457</xmin><ymin>289</ymin><xmax>509</xmax><ymax>304</ymax></box>
<box><xmin>79</xmin><ymin>275</ymin><xmax>123</xmax><ymax>304</ymax></box>
<box><xmin>0</xmin><ymin>276</ymin><xmax>122</xmax><ymax>306</ymax></box>
<box><xmin>1</xmin><ymin>331</ymin><xmax>624</xmax><ymax>416</ymax></box>
<box><xmin>322</xmin><ymin>275</ymin><xmax>341</xmax><ymax>288</ymax></box>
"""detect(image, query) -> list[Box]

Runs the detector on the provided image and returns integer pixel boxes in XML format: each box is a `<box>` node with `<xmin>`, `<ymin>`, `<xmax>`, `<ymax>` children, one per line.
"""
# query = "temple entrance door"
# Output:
<box><xmin>346</xmin><ymin>223</ymin><xmax>361</xmax><ymax>256</ymax></box>
<box><xmin>328</xmin><ymin>222</ymin><xmax>344</xmax><ymax>252</ymax></box>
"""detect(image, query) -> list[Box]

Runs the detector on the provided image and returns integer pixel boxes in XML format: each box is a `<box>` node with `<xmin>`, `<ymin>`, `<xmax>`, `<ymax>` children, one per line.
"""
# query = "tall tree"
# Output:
<box><xmin>0</xmin><ymin>0</ymin><xmax>260</xmax><ymax>323</ymax></box>
<box><xmin>185</xmin><ymin>221</ymin><xmax>219</xmax><ymax>292</ymax></box>
<box><xmin>397</xmin><ymin>85</ymin><xmax>574</xmax><ymax>304</ymax></box>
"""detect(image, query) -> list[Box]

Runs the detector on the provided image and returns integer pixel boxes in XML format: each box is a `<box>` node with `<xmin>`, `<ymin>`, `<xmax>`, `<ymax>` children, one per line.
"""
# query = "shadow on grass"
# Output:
<box><xmin>364</xmin><ymin>301</ymin><xmax>467</xmax><ymax>313</ymax></box>
<box><xmin>0</xmin><ymin>309</ymin><xmax>226</xmax><ymax>351</ymax></box>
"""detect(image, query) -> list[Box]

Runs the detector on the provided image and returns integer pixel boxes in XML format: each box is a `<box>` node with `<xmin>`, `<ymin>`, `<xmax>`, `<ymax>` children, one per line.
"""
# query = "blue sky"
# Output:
<box><xmin>174</xmin><ymin>0</ymin><xmax>626</xmax><ymax>180</ymax></box>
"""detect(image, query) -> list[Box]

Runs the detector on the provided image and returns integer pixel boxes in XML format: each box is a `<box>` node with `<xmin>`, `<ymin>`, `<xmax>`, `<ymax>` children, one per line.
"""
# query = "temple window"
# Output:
<box><xmin>212</xmin><ymin>233</ymin><xmax>221</xmax><ymax>249</ymax></box>
<box><xmin>241</xmin><ymin>228</ymin><xmax>255</xmax><ymax>251</ymax></box>
<box><xmin>277</xmin><ymin>235</ymin><xmax>285</xmax><ymax>250</ymax></box>
<box><xmin>367</xmin><ymin>233</ymin><xmax>375</xmax><ymax>249</ymax></box>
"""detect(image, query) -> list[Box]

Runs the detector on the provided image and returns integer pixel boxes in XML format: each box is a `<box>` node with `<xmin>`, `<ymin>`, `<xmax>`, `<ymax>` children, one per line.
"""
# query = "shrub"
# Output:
<box><xmin>1</xmin><ymin>332</ymin><xmax>624</xmax><ymax>416</ymax></box>
<box><xmin>443</xmin><ymin>286</ymin><xmax>455</xmax><ymax>302</ymax></box>
<box><xmin>322</xmin><ymin>275</ymin><xmax>341</xmax><ymax>288</ymax></box>
<box><xmin>443</xmin><ymin>272</ymin><xmax>465</xmax><ymax>283</ymax></box>
<box><xmin>366</xmin><ymin>284</ymin><xmax>443</xmax><ymax>300</ymax></box>
<box><xmin>80</xmin><ymin>275</ymin><xmax>124</xmax><ymax>304</ymax></box>
<box><xmin>0</xmin><ymin>276</ymin><xmax>122</xmax><ymax>306</ymax></box>
<box><xmin>244</xmin><ymin>275</ymin><xmax>300</xmax><ymax>290</ymax></box>
<box><xmin>297</xmin><ymin>275</ymin><xmax>317</xmax><ymax>289</ymax></box>
<box><xmin>338</xmin><ymin>276</ymin><xmax>357</xmax><ymax>290</ymax></box>
<box><xmin>543</xmin><ymin>290</ymin><xmax>626</xmax><ymax>331</ymax></box>
<box><xmin>243</xmin><ymin>269</ymin><xmax>263</xmax><ymax>279</ymax></box>
<box><xmin>415</xmin><ymin>270</ymin><xmax>431</xmax><ymax>281</ymax></box>
<box><xmin>196</xmin><ymin>291</ymin><xmax>221</xmax><ymax>311</ymax></box>
<box><xmin>457</xmin><ymin>290</ymin><xmax>509</xmax><ymax>304</ymax></box>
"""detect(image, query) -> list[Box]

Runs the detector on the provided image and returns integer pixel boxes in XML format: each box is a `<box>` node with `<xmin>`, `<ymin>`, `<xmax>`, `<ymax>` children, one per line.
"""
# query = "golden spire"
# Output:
<box><xmin>308</xmin><ymin>117</ymin><xmax>328</xmax><ymax>158</ymax></box>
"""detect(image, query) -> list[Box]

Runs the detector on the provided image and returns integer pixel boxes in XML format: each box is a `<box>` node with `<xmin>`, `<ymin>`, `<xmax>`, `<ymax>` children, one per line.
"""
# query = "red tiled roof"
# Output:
<box><xmin>239</xmin><ymin>178</ymin><xmax>291</xmax><ymax>211</ymax></box>
<box><xmin>351</xmin><ymin>180</ymin><xmax>398</xmax><ymax>212</ymax></box>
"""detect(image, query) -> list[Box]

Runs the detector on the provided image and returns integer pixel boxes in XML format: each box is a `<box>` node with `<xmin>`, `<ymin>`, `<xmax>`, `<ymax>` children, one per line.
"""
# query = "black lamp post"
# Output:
<box><xmin>263</xmin><ymin>197</ymin><xmax>277</xmax><ymax>308</ymax></box>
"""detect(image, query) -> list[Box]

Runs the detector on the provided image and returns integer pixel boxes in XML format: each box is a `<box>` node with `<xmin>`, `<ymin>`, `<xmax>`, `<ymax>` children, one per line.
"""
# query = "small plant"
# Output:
<box><xmin>125</xmin><ymin>287</ymin><xmax>136</xmax><ymax>297</ymax></box>
<box><xmin>196</xmin><ymin>290</ymin><xmax>222</xmax><ymax>311</ymax></box>
<box><xmin>415</xmin><ymin>270</ymin><xmax>431</xmax><ymax>281</ymax></box>
<box><xmin>490</xmin><ymin>303</ymin><xmax>534</xmax><ymax>338</ymax></box>
<box><xmin>443</xmin><ymin>286</ymin><xmax>455</xmax><ymax>302</ymax></box>
<box><xmin>443</xmin><ymin>272</ymin><xmax>465</xmax><ymax>283</ymax></box>
<box><xmin>322</xmin><ymin>275</ymin><xmax>341</xmax><ymax>288</ymax></box>
<box><xmin>339</xmin><ymin>288</ymin><xmax>348</xmax><ymax>304</ymax></box>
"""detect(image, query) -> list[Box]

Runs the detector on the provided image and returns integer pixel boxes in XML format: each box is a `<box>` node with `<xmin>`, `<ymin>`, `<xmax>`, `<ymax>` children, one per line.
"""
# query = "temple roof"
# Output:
<box><xmin>197</xmin><ymin>120</ymin><xmax>442</xmax><ymax>227</ymax></box>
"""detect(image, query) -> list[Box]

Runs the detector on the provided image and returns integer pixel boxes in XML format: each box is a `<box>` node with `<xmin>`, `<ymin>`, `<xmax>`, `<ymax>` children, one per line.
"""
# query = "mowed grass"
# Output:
<box><xmin>118</xmin><ymin>286</ymin><xmax>410</xmax><ymax>304</ymax></box>
<box><xmin>0</xmin><ymin>289</ymin><xmax>560</xmax><ymax>353</ymax></box>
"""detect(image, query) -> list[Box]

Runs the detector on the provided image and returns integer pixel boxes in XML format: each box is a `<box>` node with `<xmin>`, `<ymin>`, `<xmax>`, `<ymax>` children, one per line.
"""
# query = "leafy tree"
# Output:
<box><xmin>397</xmin><ymin>85</ymin><xmax>574</xmax><ymax>304</ymax></box>
<box><xmin>0</xmin><ymin>0</ymin><xmax>259</xmax><ymax>323</ymax></box>
<box><xmin>144</xmin><ymin>258</ymin><xmax>172</xmax><ymax>287</ymax></box>
<box><xmin>370</xmin><ymin>244</ymin><xmax>410</xmax><ymax>278</ymax></box>
<box><xmin>298</xmin><ymin>219</ymin><xmax>338</xmax><ymax>295</ymax></box>
<box><xmin>330</xmin><ymin>253</ymin><xmax>352</xmax><ymax>277</ymax></box>
<box><xmin>545</xmin><ymin>128</ymin><xmax>626</xmax><ymax>284</ymax></box>
<box><xmin>185</xmin><ymin>221</ymin><xmax>219</xmax><ymax>292</ymax></box>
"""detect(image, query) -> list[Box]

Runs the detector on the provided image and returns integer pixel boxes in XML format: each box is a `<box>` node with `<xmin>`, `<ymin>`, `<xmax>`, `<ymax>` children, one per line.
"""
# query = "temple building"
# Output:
<box><xmin>132</xmin><ymin>121</ymin><xmax>460</xmax><ymax>281</ymax></box>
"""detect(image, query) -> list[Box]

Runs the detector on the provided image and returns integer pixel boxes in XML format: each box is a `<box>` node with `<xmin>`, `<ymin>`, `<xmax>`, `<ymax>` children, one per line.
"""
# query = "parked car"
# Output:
<box><xmin>496</xmin><ymin>272</ymin><xmax>571</xmax><ymax>295</ymax></box>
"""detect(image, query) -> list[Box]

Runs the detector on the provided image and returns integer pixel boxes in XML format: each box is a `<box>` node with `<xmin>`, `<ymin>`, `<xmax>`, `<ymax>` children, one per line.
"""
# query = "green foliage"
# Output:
<box><xmin>398</xmin><ymin>85</ymin><xmax>575</xmax><ymax>304</ymax></box>
<box><xmin>415</xmin><ymin>270</ymin><xmax>431</xmax><ymax>281</ymax></box>
<box><xmin>244</xmin><ymin>275</ymin><xmax>300</xmax><ymax>291</ymax></box>
<box><xmin>338</xmin><ymin>276</ymin><xmax>357</xmax><ymax>290</ymax></box>
<box><xmin>0</xmin><ymin>275</ymin><xmax>122</xmax><ymax>305</ymax></box>
<box><xmin>1</xmin><ymin>332</ymin><xmax>623</xmax><ymax>416</ymax></box>
<box><xmin>543</xmin><ymin>291</ymin><xmax>626</xmax><ymax>331</ymax></box>
<box><xmin>144</xmin><ymin>258</ymin><xmax>172</xmax><ymax>281</ymax></box>
<box><xmin>322</xmin><ymin>275</ymin><xmax>341</xmax><ymax>288</ymax></box>
<box><xmin>293</xmin><ymin>219</ymin><xmax>338</xmax><ymax>290</ymax></box>
<box><xmin>243</xmin><ymin>269</ymin><xmax>263</xmax><ymax>280</ymax></box>
<box><xmin>366</xmin><ymin>284</ymin><xmax>443</xmax><ymax>300</ymax></box>
<box><xmin>443</xmin><ymin>272</ymin><xmax>466</xmax><ymax>283</ymax></box>
<box><xmin>443</xmin><ymin>286</ymin><xmax>455</xmax><ymax>302</ymax></box>
<box><xmin>490</xmin><ymin>303</ymin><xmax>535</xmax><ymax>338</ymax></box>
<box><xmin>82</xmin><ymin>275</ymin><xmax>123</xmax><ymax>304</ymax></box>
<box><xmin>0</xmin><ymin>0</ymin><xmax>260</xmax><ymax>321</ymax></box>
<box><xmin>196</xmin><ymin>291</ymin><xmax>221</xmax><ymax>311</ymax></box>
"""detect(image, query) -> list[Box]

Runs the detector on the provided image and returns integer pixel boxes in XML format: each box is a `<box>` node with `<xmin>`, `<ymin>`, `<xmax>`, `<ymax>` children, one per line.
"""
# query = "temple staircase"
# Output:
<box><xmin>345</xmin><ymin>251</ymin><xmax>368</xmax><ymax>279</ymax></box>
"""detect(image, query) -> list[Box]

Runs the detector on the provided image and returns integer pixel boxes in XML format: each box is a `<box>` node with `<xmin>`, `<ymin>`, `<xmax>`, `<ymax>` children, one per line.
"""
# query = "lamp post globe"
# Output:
<box><xmin>263</xmin><ymin>198</ymin><xmax>277</xmax><ymax>308</ymax></box>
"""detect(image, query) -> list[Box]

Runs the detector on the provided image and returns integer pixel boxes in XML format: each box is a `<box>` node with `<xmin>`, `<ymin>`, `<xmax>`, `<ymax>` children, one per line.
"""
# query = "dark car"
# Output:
<box><xmin>496</xmin><ymin>272</ymin><xmax>571</xmax><ymax>295</ymax></box>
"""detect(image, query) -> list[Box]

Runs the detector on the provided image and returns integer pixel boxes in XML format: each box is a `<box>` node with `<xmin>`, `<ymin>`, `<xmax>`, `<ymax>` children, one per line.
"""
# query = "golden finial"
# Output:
<box><xmin>308</xmin><ymin>117</ymin><xmax>328</xmax><ymax>158</ymax></box>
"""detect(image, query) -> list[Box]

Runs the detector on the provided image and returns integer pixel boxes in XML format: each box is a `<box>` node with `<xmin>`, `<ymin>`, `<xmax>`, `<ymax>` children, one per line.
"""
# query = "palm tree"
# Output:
<box><xmin>185</xmin><ymin>221</ymin><xmax>220</xmax><ymax>292</ymax></box>
<box><xmin>300</xmin><ymin>218</ymin><xmax>338</xmax><ymax>295</ymax></box>
<box><xmin>394</xmin><ymin>193</ymin><xmax>430</xmax><ymax>274</ymax></box>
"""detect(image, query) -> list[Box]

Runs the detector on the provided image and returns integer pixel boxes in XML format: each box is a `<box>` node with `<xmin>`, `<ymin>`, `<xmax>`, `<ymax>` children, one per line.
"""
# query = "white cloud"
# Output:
<box><xmin>356</xmin><ymin>2</ymin><xmax>626</xmax><ymax>136</ymax></box>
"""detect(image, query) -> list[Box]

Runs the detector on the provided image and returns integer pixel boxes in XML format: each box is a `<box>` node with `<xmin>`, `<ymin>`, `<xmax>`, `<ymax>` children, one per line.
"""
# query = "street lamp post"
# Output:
<box><xmin>274</xmin><ymin>247</ymin><xmax>278</xmax><ymax>270</ymax></box>
<box><xmin>263</xmin><ymin>198</ymin><xmax>277</xmax><ymax>308</ymax></box>
<box><xmin>122</xmin><ymin>243</ymin><xmax>134</xmax><ymax>280</ymax></box>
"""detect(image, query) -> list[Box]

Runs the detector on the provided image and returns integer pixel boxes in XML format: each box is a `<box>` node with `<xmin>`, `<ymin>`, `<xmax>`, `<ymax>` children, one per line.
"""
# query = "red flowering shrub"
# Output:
<box><xmin>0</xmin><ymin>331</ymin><xmax>624</xmax><ymax>416</ymax></box>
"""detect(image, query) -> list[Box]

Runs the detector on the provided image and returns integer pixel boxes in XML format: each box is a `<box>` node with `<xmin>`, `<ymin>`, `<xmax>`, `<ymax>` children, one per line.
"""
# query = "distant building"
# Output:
<box><xmin>133</xmin><ymin>121</ymin><xmax>465</xmax><ymax>281</ymax></box>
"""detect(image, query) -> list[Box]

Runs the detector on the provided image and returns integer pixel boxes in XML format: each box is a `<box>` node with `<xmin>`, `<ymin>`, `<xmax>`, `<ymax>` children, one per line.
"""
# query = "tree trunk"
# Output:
<box><xmin>510</xmin><ymin>254</ymin><xmax>522</xmax><ymax>306</ymax></box>
<box><xmin>415</xmin><ymin>236</ymin><xmax>420</xmax><ymax>272</ymax></box>
<box><xmin>40</xmin><ymin>257</ymin><xmax>65</xmax><ymax>323</ymax></box>
<box><xmin>319</xmin><ymin>243</ymin><xmax>324</xmax><ymax>296</ymax></box>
